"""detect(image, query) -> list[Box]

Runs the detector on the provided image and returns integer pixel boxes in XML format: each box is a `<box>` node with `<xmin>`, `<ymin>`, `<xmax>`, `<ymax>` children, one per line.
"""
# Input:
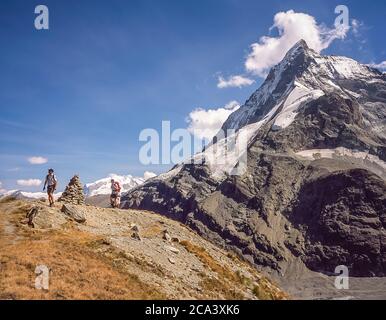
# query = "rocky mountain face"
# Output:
<box><xmin>121</xmin><ymin>40</ymin><xmax>386</xmax><ymax>290</ymax></box>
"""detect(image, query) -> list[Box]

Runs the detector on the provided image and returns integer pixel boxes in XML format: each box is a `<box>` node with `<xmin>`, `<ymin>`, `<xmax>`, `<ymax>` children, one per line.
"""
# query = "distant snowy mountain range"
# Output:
<box><xmin>0</xmin><ymin>190</ymin><xmax>62</xmax><ymax>200</ymax></box>
<box><xmin>83</xmin><ymin>172</ymin><xmax>157</xmax><ymax>197</ymax></box>
<box><xmin>0</xmin><ymin>172</ymin><xmax>157</xmax><ymax>200</ymax></box>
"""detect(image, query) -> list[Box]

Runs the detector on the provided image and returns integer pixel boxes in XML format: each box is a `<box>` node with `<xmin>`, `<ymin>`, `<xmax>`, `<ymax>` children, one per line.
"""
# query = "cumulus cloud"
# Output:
<box><xmin>17</xmin><ymin>179</ymin><xmax>42</xmax><ymax>187</ymax></box>
<box><xmin>217</xmin><ymin>75</ymin><xmax>255</xmax><ymax>88</ymax></box>
<box><xmin>143</xmin><ymin>171</ymin><xmax>157</xmax><ymax>180</ymax></box>
<box><xmin>187</xmin><ymin>101</ymin><xmax>240</xmax><ymax>140</ymax></box>
<box><xmin>245</xmin><ymin>10</ymin><xmax>349</xmax><ymax>77</ymax></box>
<box><xmin>28</xmin><ymin>156</ymin><xmax>48</xmax><ymax>165</ymax></box>
<box><xmin>369</xmin><ymin>61</ymin><xmax>386</xmax><ymax>72</ymax></box>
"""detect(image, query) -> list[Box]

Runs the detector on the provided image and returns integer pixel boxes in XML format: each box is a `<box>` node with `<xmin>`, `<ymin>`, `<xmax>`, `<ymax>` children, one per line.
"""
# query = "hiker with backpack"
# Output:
<box><xmin>43</xmin><ymin>168</ymin><xmax>57</xmax><ymax>207</ymax></box>
<box><xmin>110</xmin><ymin>179</ymin><xmax>121</xmax><ymax>208</ymax></box>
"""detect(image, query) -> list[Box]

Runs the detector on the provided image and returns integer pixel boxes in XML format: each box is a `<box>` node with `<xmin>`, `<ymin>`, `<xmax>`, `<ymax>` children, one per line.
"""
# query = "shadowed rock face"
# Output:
<box><xmin>122</xmin><ymin>41</ymin><xmax>386</xmax><ymax>278</ymax></box>
<box><xmin>288</xmin><ymin>169</ymin><xmax>386</xmax><ymax>277</ymax></box>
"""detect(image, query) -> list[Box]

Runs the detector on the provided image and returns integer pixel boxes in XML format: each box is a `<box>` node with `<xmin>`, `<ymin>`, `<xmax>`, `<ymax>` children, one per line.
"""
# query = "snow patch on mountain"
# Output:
<box><xmin>183</xmin><ymin>99</ymin><xmax>284</xmax><ymax>180</ymax></box>
<box><xmin>272</xmin><ymin>83</ymin><xmax>324</xmax><ymax>131</ymax></box>
<box><xmin>296</xmin><ymin>148</ymin><xmax>386</xmax><ymax>180</ymax></box>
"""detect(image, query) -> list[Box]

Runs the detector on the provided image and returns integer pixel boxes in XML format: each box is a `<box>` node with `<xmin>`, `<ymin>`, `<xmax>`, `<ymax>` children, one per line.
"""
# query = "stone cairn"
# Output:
<box><xmin>58</xmin><ymin>175</ymin><xmax>85</xmax><ymax>205</ymax></box>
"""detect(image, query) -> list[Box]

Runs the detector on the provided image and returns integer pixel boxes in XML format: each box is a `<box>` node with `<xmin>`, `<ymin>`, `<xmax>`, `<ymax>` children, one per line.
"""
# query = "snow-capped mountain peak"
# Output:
<box><xmin>221</xmin><ymin>39</ymin><xmax>383</xmax><ymax>133</ymax></box>
<box><xmin>174</xmin><ymin>39</ymin><xmax>386</xmax><ymax>180</ymax></box>
<box><xmin>151</xmin><ymin>40</ymin><xmax>385</xmax><ymax>182</ymax></box>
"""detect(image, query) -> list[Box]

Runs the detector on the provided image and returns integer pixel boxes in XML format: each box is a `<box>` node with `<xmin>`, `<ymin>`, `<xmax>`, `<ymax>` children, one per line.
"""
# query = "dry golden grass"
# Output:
<box><xmin>181</xmin><ymin>240</ymin><xmax>288</xmax><ymax>300</ymax></box>
<box><xmin>181</xmin><ymin>240</ymin><xmax>237</xmax><ymax>281</ymax></box>
<box><xmin>0</xmin><ymin>200</ymin><xmax>165</xmax><ymax>300</ymax></box>
<box><xmin>141</xmin><ymin>223</ymin><xmax>163</xmax><ymax>238</ymax></box>
<box><xmin>181</xmin><ymin>240</ymin><xmax>246</xmax><ymax>299</ymax></box>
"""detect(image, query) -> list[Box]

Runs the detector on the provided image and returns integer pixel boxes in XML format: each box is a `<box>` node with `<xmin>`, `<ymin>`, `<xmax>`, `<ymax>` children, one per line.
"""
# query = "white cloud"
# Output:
<box><xmin>187</xmin><ymin>101</ymin><xmax>240</xmax><ymax>140</ymax></box>
<box><xmin>143</xmin><ymin>171</ymin><xmax>157</xmax><ymax>180</ymax></box>
<box><xmin>17</xmin><ymin>179</ymin><xmax>42</xmax><ymax>187</ymax></box>
<box><xmin>244</xmin><ymin>10</ymin><xmax>349</xmax><ymax>77</ymax></box>
<box><xmin>369</xmin><ymin>61</ymin><xmax>386</xmax><ymax>71</ymax></box>
<box><xmin>351</xmin><ymin>19</ymin><xmax>362</xmax><ymax>36</ymax></box>
<box><xmin>28</xmin><ymin>156</ymin><xmax>48</xmax><ymax>165</ymax></box>
<box><xmin>217</xmin><ymin>75</ymin><xmax>255</xmax><ymax>88</ymax></box>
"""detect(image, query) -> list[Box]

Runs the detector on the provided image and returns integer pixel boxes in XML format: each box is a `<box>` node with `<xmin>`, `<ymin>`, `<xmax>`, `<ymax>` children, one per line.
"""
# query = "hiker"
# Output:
<box><xmin>110</xmin><ymin>179</ymin><xmax>121</xmax><ymax>208</ymax></box>
<box><xmin>43</xmin><ymin>168</ymin><xmax>57</xmax><ymax>207</ymax></box>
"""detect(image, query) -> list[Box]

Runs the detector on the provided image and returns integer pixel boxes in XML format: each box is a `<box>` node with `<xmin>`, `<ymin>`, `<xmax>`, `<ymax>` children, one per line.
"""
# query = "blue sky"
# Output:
<box><xmin>0</xmin><ymin>0</ymin><xmax>385</xmax><ymax>192</ymax></box>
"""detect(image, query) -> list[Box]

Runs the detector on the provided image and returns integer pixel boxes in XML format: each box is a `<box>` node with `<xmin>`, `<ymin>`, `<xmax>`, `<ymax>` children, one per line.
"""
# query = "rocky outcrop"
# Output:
<box><xmin>58</xmin><ymin>175</ymin><xmax>85</xmax><ymax>205</ymax></box>
<box><xmin>61</xmin><ymin>204</ymin><xmax>86</xmax><ymax>223</ymax></box>
<box><xmin>121</xmin><ymin>41</ymin><xmax>386</xmax><ymax>279</ymax></box>
<box><xmin>21</xmin><ymin>206</ymin><xmax>41</xmax><ymax>228</ymax></box>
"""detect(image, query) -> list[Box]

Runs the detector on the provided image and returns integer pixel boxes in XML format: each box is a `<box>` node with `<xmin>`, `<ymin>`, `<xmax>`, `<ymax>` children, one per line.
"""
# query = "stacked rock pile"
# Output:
<box><xmin>58</xmin><ymin>175</ymin><xmax>85</xmax><ymax>205</ymax></box>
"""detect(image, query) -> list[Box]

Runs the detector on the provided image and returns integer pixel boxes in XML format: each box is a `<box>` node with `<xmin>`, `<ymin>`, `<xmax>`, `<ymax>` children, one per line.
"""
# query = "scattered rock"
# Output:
<box><xmin>168</xmin><ymin>257</ymin><xmax>176</xmax><ymax>264</ymax></box>
<box><xmin>58</xmin><ymin>175</ymin><xmax>85</xmax><ymax>205</ymax></box>
<box><xmin>130</xmin><ymin>224</ymin><xmax>140</xmax><ymax>232</ymax></box>
<box><xmin>165</xmin><ymin>245</ymin><xmax>179</xmax><ymax>254</ymax></box>
<box><xmin>102</xmin><ymin>238</ymin><xmax>112</xmax><ymax>245</ymax></box>
<box><xmin>171</xmin><ymin>237</ymin><xmax>180</xmax><ymax>243</ymax></box>
<box><xmin>131</xmin><ymin>231</ymin><xmax>142</xmax><ymax>241</ymax></box>
<box><xmin>122</xmin><ymin>252</ymin><xmax>134</xmax><ymax>260</ymax></box>
<box><xmin>61</xmin><ymin>204</ymin><xmax>86</xmax><ymax>223</ymax></box>
<box><xmin>163</xmin><ymin>230</ymin><xmax>171</xmax><ymax>242</ymax></box>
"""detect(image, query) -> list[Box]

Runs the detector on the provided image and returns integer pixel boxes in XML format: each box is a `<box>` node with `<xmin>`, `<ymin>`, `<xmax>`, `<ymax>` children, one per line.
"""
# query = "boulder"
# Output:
<box><xmin>61</xmin><ymin>204</ymin><xmax>86</xmax><ymax>223</ymax></box>
<box><xmin>21</xmin><ymin>206</ymin><xmax>40</xmax><ymax>228</ymax></box>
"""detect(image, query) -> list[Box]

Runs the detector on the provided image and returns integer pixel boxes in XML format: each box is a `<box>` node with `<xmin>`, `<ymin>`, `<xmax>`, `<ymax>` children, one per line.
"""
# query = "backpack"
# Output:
<box><xmin>113</xmin><ymin>182</ymin><xmax>121</xmax><ymax>193</ymax></box>
<box><xmin>46</xmin><ymin>174</ymin><xmax>57</xmax><ymax>186</ymax></box>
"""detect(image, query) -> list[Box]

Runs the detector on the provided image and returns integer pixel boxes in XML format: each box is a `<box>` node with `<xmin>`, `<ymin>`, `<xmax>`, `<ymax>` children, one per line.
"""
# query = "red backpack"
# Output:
<box><xmin>113</xmin><ymin>182</ymin><xmax>121</xmax><ymax>193</ymax></box>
